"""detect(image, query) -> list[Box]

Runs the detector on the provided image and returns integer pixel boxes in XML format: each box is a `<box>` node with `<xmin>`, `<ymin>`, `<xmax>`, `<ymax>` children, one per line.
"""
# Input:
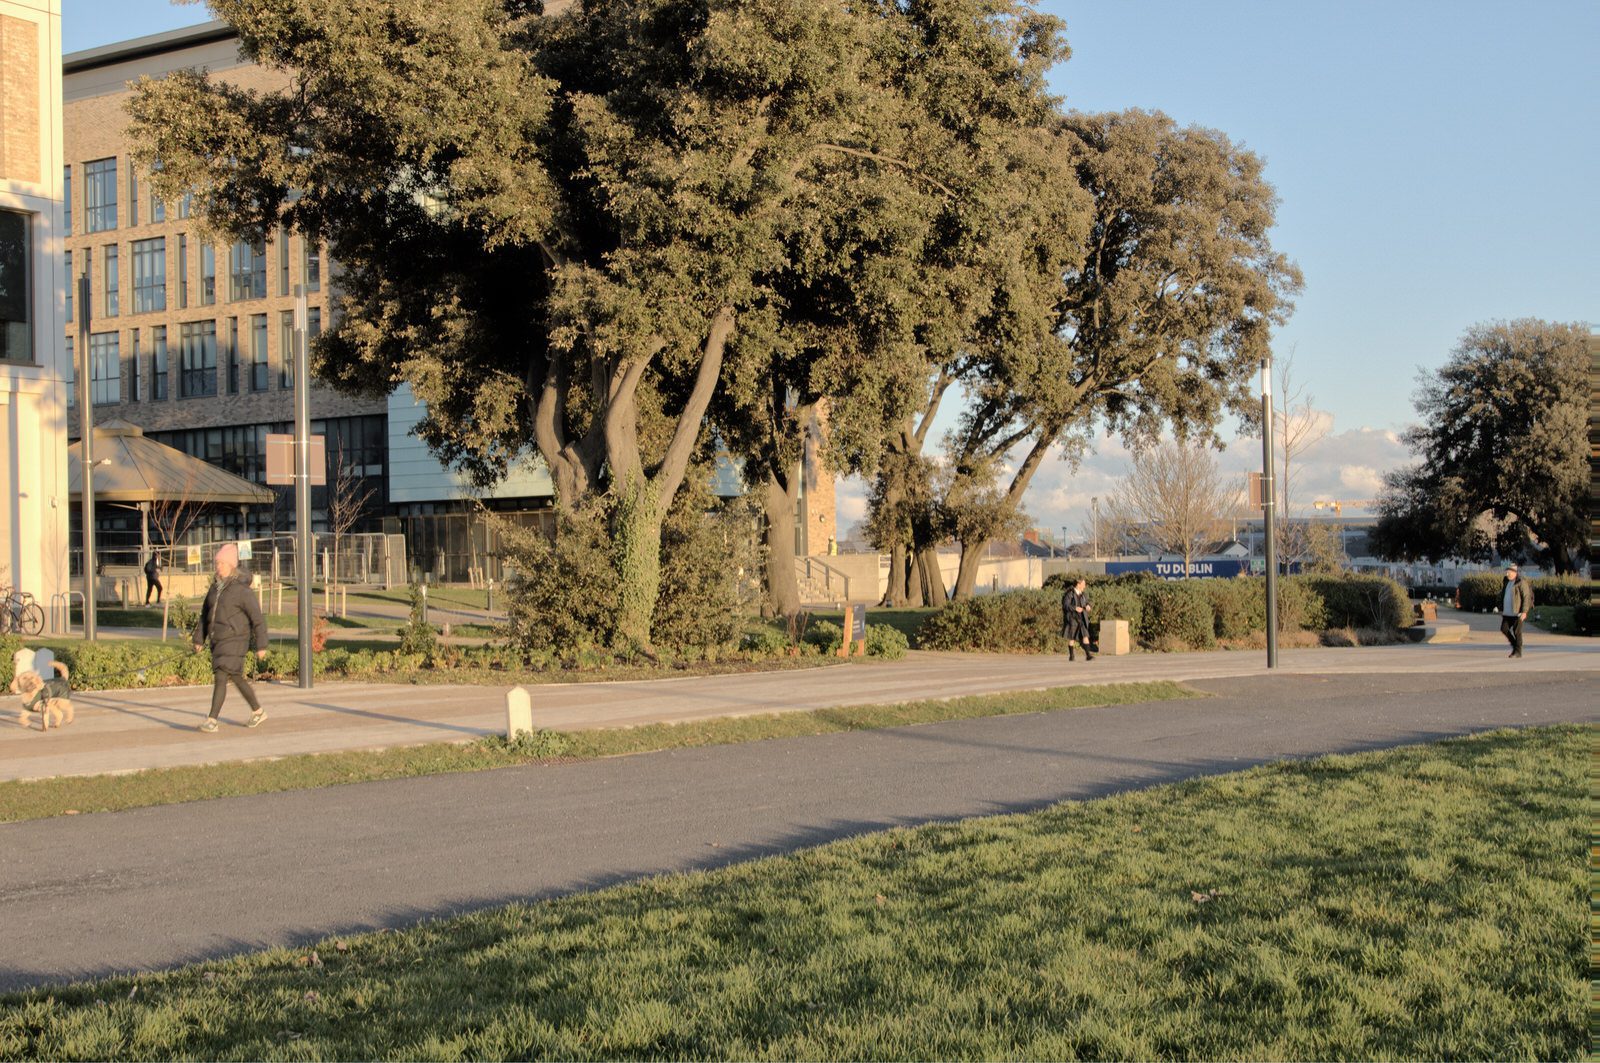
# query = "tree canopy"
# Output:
<box><xmin>132</xmin><ymin>0</ymin><xmax>1069</xmax><ymax>641</ymax></box>
<box><xmin>1371</xmin><ymin>319</ymin><xmax>1590</xmax><ymax>573</ymax></box>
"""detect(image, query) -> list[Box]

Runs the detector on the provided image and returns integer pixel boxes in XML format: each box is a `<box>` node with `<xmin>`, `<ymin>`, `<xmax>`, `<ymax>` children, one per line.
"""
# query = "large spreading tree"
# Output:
<box><xmin>1371</xmin><ymin>319</ymin><xmax>1589</xmax><ymax>573</ymax></box>
<box><xmin>133</xmin><ymin>0</ymin><xmax>1066</xmax><ymax>642</ymax></box>
<box><xmin>870</xmin><ymin>108</ymin><xmax>1302</xmax><ymax>601</ymax></box>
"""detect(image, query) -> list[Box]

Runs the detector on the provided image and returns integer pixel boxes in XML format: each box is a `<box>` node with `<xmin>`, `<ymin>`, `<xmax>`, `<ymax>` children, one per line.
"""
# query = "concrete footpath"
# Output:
<box><xmin>3</xmin><ymin>608</ymin><xmax>1596</xmax><ymax>782</ymax></box>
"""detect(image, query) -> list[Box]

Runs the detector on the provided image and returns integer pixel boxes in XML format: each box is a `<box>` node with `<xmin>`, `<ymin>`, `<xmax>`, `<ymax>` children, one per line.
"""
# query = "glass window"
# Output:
<box><xmin>177</xmin><ymin>234</ymin><xmax>188</xmax><ymax>309</ymax></box>
<box><xmin>149</xmin><ymin>164</ymin><xmax>165</xmax><ymax>224</ymax></box>
<box><xmin>63</xmin><ymin>250</ymin><xmax>72</xmax><ymax>324</ymax></box>
<box><xmin>308</xmin><ymin>305</ymin><xmax>322</xmax><ymax>342</ymax></box>
<box><xmin>226</xmin><ymin>316</ymin><xmax>239</xmax><ymax>393</ymax></box>
<box><xmin>178</xmin><ymin>190</ymin><xmax>193</xmax><ymax>220</ymax></box>
<box><xmin>200</xmin><ymin>244</ymin><xmax>215</xmax><ymax>305</ymax></box>
<box><xmin>64</xmin><ymin>336</ymin><xmax>73</xmax><ymax>406</ymax></box>
<box><xmin>250</xmin><ymin>313</ymin><xmax>268</xmax><ymax>390</ymax></box>
<box><xmin>277</xmin><ymin>226</ymin><xmax>290</xmax><ymax>296</ymax></box>
<box><xmin>84</xmin><ymin>158</ymin><xmax>117</xmax><ymax>233</ymax></box>
<box><xmin>279</xmin><ymin>310</ymin><xmax>293</xmax><ymax>388</ymax></box>
<box><xmin>179</xmin><ymin>320</ymin><xmax>217</xmax><ymax>398</ymax></box>
<box><xmin>128</xmin><ymin>168</ymin><xmax>139</xmax><ymax>227</ymax></box>
<box><xmin>90</xmin><ymin>331</ymin><xmax>120</xmax><ymax>405</ymax></box>
<box><xmin>63</xmin><ymin>166</ymin><xmax>72</xmax><ymax>236</ymax></box>
<box><xmin>0</xmin><ymin>210</ymin><xmax>31</xmax><ymax>363</ymax></box>
<box><xmin>129</xmin><ymin>328</ymin><xmax>140</xmax><ymax>403</ymax></box>
<box><xmin>150</xmin><ymin>325</ymin><xmax>168</xmax><ymax>400</ymax></box>
<box><xmin>103</xmin><ymin>244</ymin><xmax>119</xmax><ymax>318</ymax></box>
<box><xmin>303</xmin><ymin>239</ymin><xmax>321</xmax><ymax>292</ymax></box>
<box><xmin>131</xmin><ymin>238</ymin><xmax>166</xmax><ymax>313</ymax></box>
<box><xmin>228</xmin><ymin>239</ymin><xmax>267</xmax><ymax>300</ymax></box>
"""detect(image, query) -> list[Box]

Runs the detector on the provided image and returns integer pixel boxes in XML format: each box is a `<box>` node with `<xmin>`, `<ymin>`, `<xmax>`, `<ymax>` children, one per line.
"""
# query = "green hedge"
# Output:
<box><xmin>918</xmin><ymin>590</ymin><xmax>1064</xmax><ymax>653</ymax></box>
<box><xmin>1139</xmin><ymin>582</ymin><xmax>1216</xmax><ymax>648</ymax></box>
<box><xmin>1457</xmin><ymin>572</ymin><xmax>1503</xmax><ymax>612</ymax></box>
<box><xmin>1531</xmin><ymin>576</ymin><xmax>1591</xmax><ymax>607</ymax></box>
<box><xmin>1571</xmin><ymin>603</ymin><xmax>1599</xmax><ymax>636</ymax></box>
<box><xmin>1298</xmin><ymin>574</ymin><xmax>1411</xmax><ymax>631</ymax></box>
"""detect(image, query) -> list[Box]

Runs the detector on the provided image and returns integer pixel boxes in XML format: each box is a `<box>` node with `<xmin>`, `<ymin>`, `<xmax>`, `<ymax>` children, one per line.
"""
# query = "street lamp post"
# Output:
<box><xmin>1091</xmin><ymin>496</ymin><xmax>1100</xmax><ymax>560</ymax></box>
<box><xmin>293</xmin><ymin>285</ymin><xmax>314</xmax><ymax>689</ymax></box>
<box><xmin>77</xmin><ymin>270</ymin><xmax>97</xmax><ymax>641</ymax></box>
<box><xmin>1261</xmin><ymin>355</ymin><xmax>1278</xmax><ymax>668</ymax></box>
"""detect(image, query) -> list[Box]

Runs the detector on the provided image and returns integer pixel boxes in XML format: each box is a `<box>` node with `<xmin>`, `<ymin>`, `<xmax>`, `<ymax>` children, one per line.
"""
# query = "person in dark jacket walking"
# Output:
<box><xmin>143</xmin><ymin>552</ymin><xmax>163</xmax><ymax>604</ymax></box>
<box><xmin>1498</xmin><ymin>562</ymin><xmax>1533</xmax><ymax>659</ymax></box>
<box><xmin>193</xmin><ymin>542</ymin><xmax>268</xmax><ymax>732</ymax></box>
<box><xmin>1061</xmin><ymin>578</ymin><xmax>1094</xmax><ymax>661</ymax></box>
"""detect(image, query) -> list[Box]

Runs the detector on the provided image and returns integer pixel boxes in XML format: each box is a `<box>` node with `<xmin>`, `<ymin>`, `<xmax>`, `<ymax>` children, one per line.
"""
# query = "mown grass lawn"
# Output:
<box><xmin>0</xmin><ymin>725</ymin><xmax>1584</xmax><ymax>1061</ymax></box>
<box><xmin>0</xmin><ymin>682</ymin><xmax>1194</xmax><ymax>823</ymax></box>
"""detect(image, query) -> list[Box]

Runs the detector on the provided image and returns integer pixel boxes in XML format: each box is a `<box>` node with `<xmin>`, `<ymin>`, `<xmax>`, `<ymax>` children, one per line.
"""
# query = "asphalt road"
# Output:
<box><xmin>0</xmin><ymin>669</ymin><xmax>1591</xmax><ymax>993</ymax></box>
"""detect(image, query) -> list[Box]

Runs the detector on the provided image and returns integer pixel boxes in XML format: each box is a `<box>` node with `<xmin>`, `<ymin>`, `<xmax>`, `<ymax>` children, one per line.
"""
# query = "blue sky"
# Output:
<box><xmin>63</xmin><ymin>1</ymin><xmax>1598</xmax><ymax>536</ymax></box>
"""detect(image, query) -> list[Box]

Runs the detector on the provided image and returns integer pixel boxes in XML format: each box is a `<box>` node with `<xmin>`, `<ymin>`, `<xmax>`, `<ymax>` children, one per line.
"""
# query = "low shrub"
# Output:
<box><xmin>804</xmin><ymin>620</ymin><xmax>844</xmax><ymax>654</ymax></box>
<box><xmin>1136</xmin><ymin>581</ymin><xmax>1215</xmax><ymax>649</ymax></box>
<box><xmin>917</xmin><ymin>590</ymin><xmax>1061</xmax><ymax>653</ymax></box>
<box><xmin>865</xmin><ymin>623</ymin><xmax>910</xmax><ymax>660</ymax></box>
<box><xmin>1571</xmin><ymin>603</ymin><xmax>1599</xmax><ymax>636</ymax></box>
<box><xmin>1199</xmin><ymin>578</ymin><xmax>1265</xmax><ymax>640</ymax></box>
<box><xmin>1300</xmin><ymin>574</ymin><xmax>1410</xmax><ymax>631</ymax></box>
<box><xmin>740</xmin><ymin>626</ymin><xmax>789</xmax><ymax>658</ymax></box>
<box><xmin>0</xmin><ymin>633</ymin><xmax>21</xmax><ymax>688</ymax></box>
<box><xmin>1277</xmin><ymin>576</ymin><xmax>1327</xmax><ymax>632</ymax></box>
<box><xmin>1086</xmin><ymin>584</ymin><xmax>1143</xmax><ymax>642</ymax></box>
<box><xmin>1457</xmin><ymin>572</ymin><xmax>1503</xmax><ymax>613</ymax></box>
<box><xmin>1531</xmin><ymin>576</ymin><xmax>1591</xmax><ymax>607</ymax></box>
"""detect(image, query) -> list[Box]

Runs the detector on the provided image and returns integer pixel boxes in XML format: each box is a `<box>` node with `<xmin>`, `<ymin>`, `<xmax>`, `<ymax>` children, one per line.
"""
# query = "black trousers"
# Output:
<box><xmin>145</xmin><ymin>575</ymin><xmax>162</xmax><ymax>604</ymax></box>
<box><xmin>209</xmin><ymin>668</ymin><xmax>261</xmax><ymax>718</ymax></box>
<box><xmin>1499</xmin><ymin>615</ymin><xmax>1524</xmax><ymax>656</ymax></box>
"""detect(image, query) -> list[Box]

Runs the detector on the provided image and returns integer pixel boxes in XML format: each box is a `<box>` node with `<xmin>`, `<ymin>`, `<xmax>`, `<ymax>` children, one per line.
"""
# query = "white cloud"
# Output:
<box><xmin>829</xmin><ymin>408</ymin><xmax>1415</xmax><ymax>549</ymax></box>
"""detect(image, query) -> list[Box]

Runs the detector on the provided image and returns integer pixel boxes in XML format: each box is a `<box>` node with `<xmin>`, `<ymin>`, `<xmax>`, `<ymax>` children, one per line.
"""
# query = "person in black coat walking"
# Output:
<box><xmin>192</xmin><ymin>542</ymin><xmax>269</xmax><ymax>732</ymax></box>
<box><xmin>143</xmin><ymin>552</ymin><xmax>163</xmax><ymax>604</ymax></box>
<box><xmin>1061</xmin><ymin>578</ymin><xmax>1094</xmax><ymax>661</ymax></box>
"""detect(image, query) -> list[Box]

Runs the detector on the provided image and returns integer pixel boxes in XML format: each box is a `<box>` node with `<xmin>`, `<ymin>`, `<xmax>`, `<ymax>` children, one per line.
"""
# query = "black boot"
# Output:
<box><xmin>1068</xmin><ymin>643</ymin><xmax>1076</xmax><ymax>661</ymax></box>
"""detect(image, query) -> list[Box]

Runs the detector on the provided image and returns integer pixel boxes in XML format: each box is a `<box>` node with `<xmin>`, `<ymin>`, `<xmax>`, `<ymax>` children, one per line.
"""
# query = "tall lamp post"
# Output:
<box><xmin>293</xmin><ymin>285</ymin><xmax>314</xmax><ymax>689</ymax></box>
<box><xmin>1091</xmin><ymin>496</ymin><xmax>1100</xmax><ymax>560</ymax></box>
<box><xmin>1261</xmin><ymin>354</ymin><xmax>1278</xmax><ymax>668</ymax></box>
<box><xmin>77</xmin><ymin>270</ymin><xmax>97</xmax><ymax>641</ymax></box>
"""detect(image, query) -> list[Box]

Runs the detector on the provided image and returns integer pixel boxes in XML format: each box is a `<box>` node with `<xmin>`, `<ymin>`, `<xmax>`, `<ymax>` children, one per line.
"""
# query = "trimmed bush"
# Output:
<box><xmin>1086</xmin><ymin>584</ymin><xmax>1143</xmax><ymax>642</ymax></box>
<box><xmin>1571</xmin><ymin>603</ymin><xmax>1599</xmax><ymax>636</ymax></box>
<box><xmin>1300</xmin><ymin>574</ymin><xmax>1411</xmax><ymax>631</ymax></box>
<box><xmin>1531</xmin><ymin>576</ymin><xmax>1591</xmax><ymax>607</ymax></box>
<box><xmin>865</xmin><ymin>623</ymin><xmax>910</xmax><ymax>660</ymax></box>
<box><xmin>740</xmin><ymin>626</ymin><xmax>789</xmax><ymax>657</ymax></box>
<box><xmin>1277</xmin><ymin>576</ymin><xmax>1327</xmax><ymax>632</ymax></box>
<box><xmin>918</xmin><ymin>590</ymin><xmax>1062</xmax><ymax>653</ymax></box>
<box><xmin>804</xmin><ymin>620</ymin><xmax>844</xmax><ymax>653</ymax></box>
<box><xmin>0</xmin><ymin>633</ymin><xmax>21</xmax><ymax>689</ymax></box>
<box><xmin>1457</xmin><ymin>572</ymin><xmax>1503</xmax><ymax>613</ymax></box>
<box><xmin>1137</xmin><ymin>581</ymin><xmax>1216</xmax><ymax>649</ymax></box>
<box><xmin>1199</xmin><ymin>579</ymin><xmax>1265</xmax><ymax>640</ymax></box>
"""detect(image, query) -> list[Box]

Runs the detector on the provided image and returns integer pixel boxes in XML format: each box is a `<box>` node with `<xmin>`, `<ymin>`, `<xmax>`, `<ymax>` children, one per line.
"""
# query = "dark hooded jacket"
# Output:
<box><xmin>195</xmin><ymin>572</ymin><xmax>267</xmax><ymax>671</ymax></box>
<box><xmin>1061</xmin><ymin>586</ymin><xmax>1092</xmax><ymax>642</ymax></box>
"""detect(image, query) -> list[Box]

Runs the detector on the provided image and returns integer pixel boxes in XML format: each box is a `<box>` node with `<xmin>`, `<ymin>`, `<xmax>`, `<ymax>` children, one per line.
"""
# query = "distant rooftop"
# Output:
<box><xmin>63</xmin><ymin>19</ymin><xmax>236</xmax><ymax>75</ymax></box>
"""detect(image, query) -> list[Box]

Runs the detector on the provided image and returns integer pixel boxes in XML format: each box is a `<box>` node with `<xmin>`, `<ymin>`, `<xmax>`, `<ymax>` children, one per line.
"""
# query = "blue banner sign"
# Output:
<box><xmin>1106</xmin><ymin>559</ymin><xmax>1256</xmax><ymax>580</ymax></box>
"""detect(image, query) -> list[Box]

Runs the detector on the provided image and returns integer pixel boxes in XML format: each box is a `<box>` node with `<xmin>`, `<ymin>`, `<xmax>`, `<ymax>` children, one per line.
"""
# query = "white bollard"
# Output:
<box><xmin>505</xmin><ymin>686</ymin><xmax>533</xmax><ymax>741</ymax></box>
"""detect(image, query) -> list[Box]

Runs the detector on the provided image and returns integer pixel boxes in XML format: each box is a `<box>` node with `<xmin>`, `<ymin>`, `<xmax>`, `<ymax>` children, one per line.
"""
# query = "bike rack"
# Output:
<box><xmin>49</xmin><ymin>592</ymin><xmax>86</xmax><ymax>638</ymax></box>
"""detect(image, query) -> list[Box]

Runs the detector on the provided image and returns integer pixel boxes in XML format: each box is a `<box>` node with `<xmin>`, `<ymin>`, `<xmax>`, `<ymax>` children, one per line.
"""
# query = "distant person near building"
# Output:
<box><xmin>143</xmin><ymin>552</ymin><xmax>163</xmax><ymax>604</ymax></box>
<box><xmin>1062</xmin><ymin>578</ymin><xmax>1094</xmax><ymax>661</ymax></box>
<box><xmin>193</xmin><ymin>543</ymin><xmax>268</xmax><ymax>732</ymax></box>
<box><xmin>1499</xmin><ymin>563</ymin><xmax>1532</xmax><ymax>659</ymax></box>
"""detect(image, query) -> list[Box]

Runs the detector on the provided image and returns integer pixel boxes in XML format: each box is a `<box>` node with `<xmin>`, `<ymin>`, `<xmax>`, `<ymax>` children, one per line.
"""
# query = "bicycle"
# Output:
<box><xmin>0</xmin><ymin>589</ymin><xmax>44</xmax><ymax>636</ymax></box>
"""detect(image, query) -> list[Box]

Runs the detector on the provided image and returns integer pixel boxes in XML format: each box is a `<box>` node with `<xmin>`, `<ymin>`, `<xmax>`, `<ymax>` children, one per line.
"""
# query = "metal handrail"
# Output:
<box><xmin>797</xmin><ymin>556</ymin><xmax>852</xmax><ymax>603</ymax></box>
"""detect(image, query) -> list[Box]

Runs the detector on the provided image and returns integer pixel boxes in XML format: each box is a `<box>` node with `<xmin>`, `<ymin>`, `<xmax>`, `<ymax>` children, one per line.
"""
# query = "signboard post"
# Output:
<box><xmin>1261</xmin><ymin>356</ymin><xmax>1279</xmax><ymax>669</ymax></box>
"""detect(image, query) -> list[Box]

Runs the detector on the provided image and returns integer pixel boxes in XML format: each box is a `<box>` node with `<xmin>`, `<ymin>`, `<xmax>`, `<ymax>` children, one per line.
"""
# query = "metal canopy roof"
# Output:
<box><xmin>68</xmin><ymin>421</ymin><xmax>274</xmax><ymax>506</ymax></box>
